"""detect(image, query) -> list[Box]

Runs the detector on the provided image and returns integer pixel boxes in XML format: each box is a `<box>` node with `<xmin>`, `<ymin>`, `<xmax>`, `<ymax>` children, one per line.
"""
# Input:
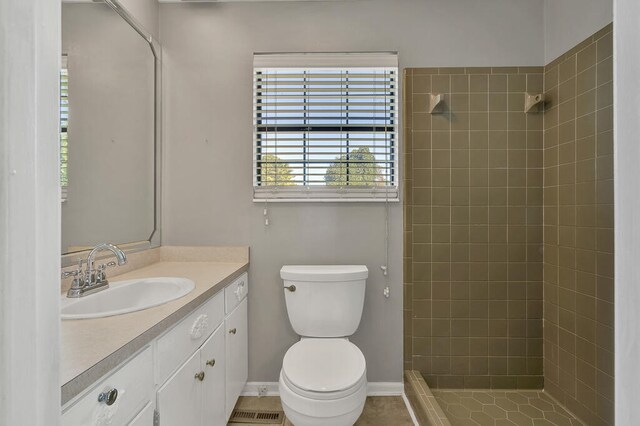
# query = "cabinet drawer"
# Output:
<box><xmin>224</xmin><ymin>272</ymin><xmax>248</xmax><ymax>314</ymax></box>
<box><xmin>62</xmin><ymin>346</ymin><xmax>153</xmax><ymax>426</ymax></box>
<box><xmin>157</xmin><ymin>290</ymin><xmax>224</xmax><ymax>385</ymax></box>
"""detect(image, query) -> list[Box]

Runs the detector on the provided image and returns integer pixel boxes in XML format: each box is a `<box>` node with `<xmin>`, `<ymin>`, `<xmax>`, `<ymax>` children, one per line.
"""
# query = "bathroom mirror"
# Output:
<box><xmin>60</xmin><ymin>0</ymin><xmax>161</xmax><ymax>266</ymax></box>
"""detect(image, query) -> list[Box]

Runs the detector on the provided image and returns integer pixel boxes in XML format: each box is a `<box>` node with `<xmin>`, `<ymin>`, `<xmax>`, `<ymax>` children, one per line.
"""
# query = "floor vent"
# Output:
<box><xmin>228</xmin><ymin>409</ymin><xmax>285</xmax><ymax>424</ymax></box>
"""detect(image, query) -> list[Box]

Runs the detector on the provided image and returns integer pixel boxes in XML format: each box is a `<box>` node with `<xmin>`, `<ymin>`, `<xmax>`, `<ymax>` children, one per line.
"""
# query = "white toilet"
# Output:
<box><xmin>279</xmin><ymin>265</ymin><xmax>369</xmax><ymax>426</ymax></box>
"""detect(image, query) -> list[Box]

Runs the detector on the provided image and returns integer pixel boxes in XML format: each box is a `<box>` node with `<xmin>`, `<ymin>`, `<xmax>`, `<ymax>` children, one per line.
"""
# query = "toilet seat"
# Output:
<box><xmin>279</xmin><ymin>338</ymin><xmax>368</xmax><ymax>425</ymax></box>
<box><xmin>281</xmin><ymin>338</ymin><xmax>366</xmax><ymax>399</ymax></box>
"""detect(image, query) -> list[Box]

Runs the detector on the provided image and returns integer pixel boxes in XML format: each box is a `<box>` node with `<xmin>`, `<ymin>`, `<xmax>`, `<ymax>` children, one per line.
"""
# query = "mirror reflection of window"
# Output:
<box><xmin>60</xmin><ymin>54</ymin><xmax>69</xmax><ymax>202</ymax></box>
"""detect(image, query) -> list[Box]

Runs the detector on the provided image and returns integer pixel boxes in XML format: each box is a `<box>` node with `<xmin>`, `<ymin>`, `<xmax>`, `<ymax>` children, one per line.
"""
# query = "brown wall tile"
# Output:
<box><xmin>543</xmin><ymin>25</ymin><xmax>614</xmax><ymax>426</ymax></box>
<box><xmin>404</xmin><ymin>65</ymin><xmax>544</xmax><ymax>390</ymax></box>
<box><xmin>403</xmin><ymin>25</ymin><xmax>613</xmax><ymax>426</ymax></box>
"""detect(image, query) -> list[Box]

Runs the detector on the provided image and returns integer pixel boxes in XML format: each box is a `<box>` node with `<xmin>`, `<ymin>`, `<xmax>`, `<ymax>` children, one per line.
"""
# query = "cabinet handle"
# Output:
<box><xmin>206</xmin><ymin>358</ymin><xmax>216</xmax><ymax>367</ymax></box>
<box><xmin>97</xmin><ymin>388</ymin><xmax>118</xmax><ymax>406</ymax></box>
<box><xmin>229</xmin><ymin>328</ymin><xmax>237</xmax><ymax>335</ymax></box>
<box><xmin>194</xmin><ymin>371</ymin><xmax>205</xmax><ymax>381</ymax></box>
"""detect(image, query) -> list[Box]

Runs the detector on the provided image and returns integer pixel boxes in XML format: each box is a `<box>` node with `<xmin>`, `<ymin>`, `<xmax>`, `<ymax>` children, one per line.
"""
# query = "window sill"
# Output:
<box><xmin>252</xmin><ymin>197</ymin><xmax>400</xmax><ymax>203</ymax></box>
<box><xmin>253</xmin><ymin>187</ymin><xmax>399</xmax><ymax>203</ymax></box>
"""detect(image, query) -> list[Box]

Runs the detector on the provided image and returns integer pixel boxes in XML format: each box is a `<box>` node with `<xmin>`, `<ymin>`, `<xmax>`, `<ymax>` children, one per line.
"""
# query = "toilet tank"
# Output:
<box><xmin>280</xmin><ymin>265</ymin><xmax>368</xmax><ymax>338</ymax></box>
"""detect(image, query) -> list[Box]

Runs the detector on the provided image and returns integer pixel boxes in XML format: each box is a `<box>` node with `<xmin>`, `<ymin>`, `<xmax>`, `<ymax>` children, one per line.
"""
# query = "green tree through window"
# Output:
<box><xmin>260</xmin><ymin>154</ymin><xmax>295</xmax><ymax>186</ymax></box>
<box><xmin>324</xmin><ymin>147</ymin><xmax>383</xmax><ymax>186</ymax></box>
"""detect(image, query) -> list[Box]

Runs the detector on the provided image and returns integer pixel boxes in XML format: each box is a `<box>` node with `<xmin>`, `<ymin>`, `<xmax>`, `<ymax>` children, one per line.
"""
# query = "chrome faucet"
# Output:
<box><xmin>62</xmin><ymin>243</ymin><xmax>127</xmax><ymax>298</ymax></box>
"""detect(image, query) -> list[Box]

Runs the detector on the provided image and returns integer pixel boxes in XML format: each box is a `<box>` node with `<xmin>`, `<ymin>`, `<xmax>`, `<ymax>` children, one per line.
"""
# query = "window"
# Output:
<box><xmin>253</xmin><ymin>53</ymin><xmax>398</xmax><ymax>201</ymax></box>
<box><xmin>60</xmin><ymin>55</ymin><xmax>69</xmax><ymax>202</ymax></box>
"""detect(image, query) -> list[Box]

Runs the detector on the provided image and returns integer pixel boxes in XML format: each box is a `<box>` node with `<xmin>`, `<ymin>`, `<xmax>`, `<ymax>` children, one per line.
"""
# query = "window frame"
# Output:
<box><xmin>252</xmin><ymin>52</ymin><xmax>400</xmax><ymax>203</ymax></box>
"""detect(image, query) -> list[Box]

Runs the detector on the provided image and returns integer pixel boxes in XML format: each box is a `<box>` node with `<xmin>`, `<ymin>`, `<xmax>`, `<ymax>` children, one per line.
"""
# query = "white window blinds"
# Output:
<box><xmin>60</xmin><ymin>55</ymin><xmax>69</xmax><ymax>202</ymax></box>
<box><xmin>253</xmin><ymin>53</ymin><xmax>399</xmax><ymax>201</ymax></box>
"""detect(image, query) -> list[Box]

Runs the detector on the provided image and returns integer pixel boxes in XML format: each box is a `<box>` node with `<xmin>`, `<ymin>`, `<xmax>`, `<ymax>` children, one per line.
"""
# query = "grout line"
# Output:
<box><xmin>429</xmin><ymin>73</ymin><xmax>434</xmax><ymax>374</ymax></box>
<box><xmin>447</xmin><ymin>76</ymin><xmax>452</xmax><ymax>387</ymax></box>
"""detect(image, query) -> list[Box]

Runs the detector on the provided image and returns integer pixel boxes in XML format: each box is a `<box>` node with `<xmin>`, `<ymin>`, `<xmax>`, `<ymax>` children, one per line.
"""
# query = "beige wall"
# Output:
<box><xmin>158</xmin><ymin>0</ymin><xmax>545</xmax><ymax>383</ymax></box>
<box><xmin>542</xmin><ymin>24</ymin><xmax>614</xmax><ymax>425</ymax></box>
<box><xmin>119</xmin><ymin>0</ymin><xmax>159</xmax><ymax>40</ymax></box>
<box><xmin>544</xmin><ymin>0</ymin><xmax>613</xmax><ymax>63</ymax></box>
<box><xmin>403</xmin><ymin>66</ymin><xmax>545</xmax><ymax>389</ymax></box>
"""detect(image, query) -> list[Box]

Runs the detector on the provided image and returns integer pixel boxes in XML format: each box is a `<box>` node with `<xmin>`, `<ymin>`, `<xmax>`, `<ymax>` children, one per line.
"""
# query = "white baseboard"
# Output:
<box><xmin>366</xmin><ymin>382</ymin><xmax>404</xmax><ymax>396</ymax></box>
<box><xmin>242</xmin><ymin>381</ymin><xmax>404</xmax><ymax>397</ymax></box>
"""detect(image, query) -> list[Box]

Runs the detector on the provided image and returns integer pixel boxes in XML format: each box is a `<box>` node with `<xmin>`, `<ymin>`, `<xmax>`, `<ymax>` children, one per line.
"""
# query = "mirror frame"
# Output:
<box><xmin>61</xmin><ymin>0</ymin><xmax>162</xmax><ymax>267</ymax></box>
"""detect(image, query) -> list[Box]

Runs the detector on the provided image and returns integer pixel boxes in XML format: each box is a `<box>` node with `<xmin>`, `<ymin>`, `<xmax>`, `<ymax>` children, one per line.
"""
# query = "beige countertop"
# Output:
<box><xmin>60</xmin><ymin>257</ymin><xmax>249</xmax><ymax>406</ymax></box>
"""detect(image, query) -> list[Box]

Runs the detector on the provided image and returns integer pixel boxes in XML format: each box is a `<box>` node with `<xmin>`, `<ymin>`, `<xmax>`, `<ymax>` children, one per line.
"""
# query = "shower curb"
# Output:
<box><xmin>404</xmin><ymin>370</ymin><xmax>451</xmax><ymax>426</ymax></box>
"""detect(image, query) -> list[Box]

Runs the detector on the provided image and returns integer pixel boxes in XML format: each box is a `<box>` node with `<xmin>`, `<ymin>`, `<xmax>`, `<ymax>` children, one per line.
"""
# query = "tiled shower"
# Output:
<box><xmin>403</xmin><ymin>25</ymin><xmax>613</xmax><ymax>426</ymax></box>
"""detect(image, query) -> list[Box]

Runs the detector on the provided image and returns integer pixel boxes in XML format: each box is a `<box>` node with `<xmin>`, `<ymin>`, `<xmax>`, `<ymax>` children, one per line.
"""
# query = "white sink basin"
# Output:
<box><xmin>61</xmin><ymin>277</ymin><xmax>196</xmax><ymax>320</ymax></box>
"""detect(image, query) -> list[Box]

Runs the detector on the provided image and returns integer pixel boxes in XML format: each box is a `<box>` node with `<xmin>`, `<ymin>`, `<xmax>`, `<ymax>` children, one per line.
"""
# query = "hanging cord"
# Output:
<box><xmin>382</xmin><ymin>186</ymin><xmax>390</xmax><ymax>298</ymax></box>
<box><xmin>381</xmin><ymin>68</ymin><xmax>390</xmax><ymax>298</ymax></box>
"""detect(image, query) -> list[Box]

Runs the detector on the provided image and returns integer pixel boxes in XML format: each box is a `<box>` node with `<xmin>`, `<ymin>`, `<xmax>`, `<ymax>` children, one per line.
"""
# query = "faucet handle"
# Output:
<box><xmin>61</xmin><ymin>258</ymin><xmax>85</xmax><ymax>279</ymax></box>
<box><xmin>61</xmin><ymin>269</ymin><xmax>80</xmax><ymax>279</ymax></box>
<box><xmin>95</xmin><ymin>260</ymin><xmax>119</xmax><ymax>284</ymax></box>
<box><xmin>97</xmin><ymin>261</ymin><xmax>117</xmax><ymax>271</ymax></box>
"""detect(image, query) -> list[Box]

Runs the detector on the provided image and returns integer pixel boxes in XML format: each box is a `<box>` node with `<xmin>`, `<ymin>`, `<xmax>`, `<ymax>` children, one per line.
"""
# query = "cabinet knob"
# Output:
<box><xmin>97</xmin><ymin>388</ymin><xmax>118</xmax><ymax>406</ymax></box>
<box><xmin>206</xmin><ymin>358</ymin><xmax>216</xmax><ymax>367</ymax></box>
<box><xmin>194</xmin><ymin>371</ymin><xmax>205</xmax><ymax>381</ymax></box>
<box><xmin>229</xmin><ymin>328</ymin><xmax>237</xmax><ymax>335</ymax></box>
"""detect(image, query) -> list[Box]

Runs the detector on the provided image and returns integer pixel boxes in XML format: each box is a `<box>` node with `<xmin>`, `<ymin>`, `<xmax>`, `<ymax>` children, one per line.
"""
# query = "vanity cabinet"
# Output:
<box><xmin>128</xmin><ymin>401</ymin><xmax>156</xmax><ymax>426</ymax></box>
<box><xmin>202</xmin><ymin>324</ymin><xmax>227</xmax><ymax>424</ymax></box>
<box><xmin>61</xmin><ymin>346</ymin><xmax>154</xmax><ymax>425</ymax></box>
<box><xmin>157</xmin><ymin>350</ymin><xmax>201</xmax><ymax>425</ymax></box>
<box><xmin>61</xmin><ymin>272</ymin><xmax>248</xmax><ymax>426</ymax></box>
<box><xmin>156</xmin><ymin>290</ymin><xmax>225</xmax><ymax>386</ymax></box>
<box><xmin>225</xmin><ymin>298</ymin><xmax>248</xmax><ymax>419</ymax></box>
<box><xmin>157</xmin><ymin>323</ymin><xmax>226</xmax><ymax>426</ymax></box>
<box><xmin>156</xmin><ymin>271</ymin><xmax>248</xmax><ymax>425</ymax></box>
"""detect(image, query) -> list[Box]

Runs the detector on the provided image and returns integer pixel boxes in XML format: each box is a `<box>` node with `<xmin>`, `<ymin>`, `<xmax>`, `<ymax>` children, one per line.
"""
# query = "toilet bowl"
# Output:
<box><xmin>278</xmin><ymin>339</ymin><xmax>367</xmax><ymax>426</ymax></box>
<box><xmin>279</xmin><ymin>265</ymin><xmax>369</xmax><ymax>426</ymax></box>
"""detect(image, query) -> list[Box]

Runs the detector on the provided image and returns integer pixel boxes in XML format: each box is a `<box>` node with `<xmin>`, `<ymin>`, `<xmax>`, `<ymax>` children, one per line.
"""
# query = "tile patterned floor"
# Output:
<box><xmin>229</xmin><ymin>395</ymin><xmax>414</xmax><ymax>426</ymax></box>
<box><xmin>433</xmin><ymin>390</ymin><xmax>584</xmax><ymax>426</ymax></box>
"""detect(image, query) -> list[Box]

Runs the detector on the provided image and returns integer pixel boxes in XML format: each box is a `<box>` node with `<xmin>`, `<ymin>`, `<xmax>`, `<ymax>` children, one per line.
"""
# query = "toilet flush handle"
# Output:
<box><xmin>284</xmin><ymin>285</ymin><xmax>296</xmax><ymax>292</ymax></box>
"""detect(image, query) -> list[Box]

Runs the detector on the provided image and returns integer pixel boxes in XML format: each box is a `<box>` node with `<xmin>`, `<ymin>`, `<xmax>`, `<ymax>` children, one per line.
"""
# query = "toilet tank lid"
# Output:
<box><xmin>280</xmin><ymin>265</ymin><xmax>368</xmax><ymax>282</ymax></box>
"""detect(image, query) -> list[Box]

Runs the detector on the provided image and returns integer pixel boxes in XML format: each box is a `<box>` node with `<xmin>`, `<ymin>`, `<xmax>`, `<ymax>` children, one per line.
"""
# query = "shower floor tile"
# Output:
<box><xmin>433</xmin><ymin>390</ymin><xmax>584</xmax><ymax>426</ymax></box>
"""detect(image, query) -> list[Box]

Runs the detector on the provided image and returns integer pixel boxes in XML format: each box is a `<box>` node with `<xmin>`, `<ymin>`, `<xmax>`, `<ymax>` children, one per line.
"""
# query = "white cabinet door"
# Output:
<box><xmin>157</xmin><ymin>350</ymin><xmax>202</xmax><ymax>426</ymax></box>
<box><xmin>128</xmin><ymin>401</ymin><xmax>154</xmax><ymax>426</ymax></box>
<box><xmin>200</xmin><ymin>324</ymin><xmax>225</xmax><ymax>426</ymax></box>
<box><xmin>225</xmin><ymin>298</ymin><xmax>248</xmax><ymax>420</ymax></box>
<box><xmin>156</xmin><ymin>291</ymin><xmax>225</xmax><ymax>386</ymax></box>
